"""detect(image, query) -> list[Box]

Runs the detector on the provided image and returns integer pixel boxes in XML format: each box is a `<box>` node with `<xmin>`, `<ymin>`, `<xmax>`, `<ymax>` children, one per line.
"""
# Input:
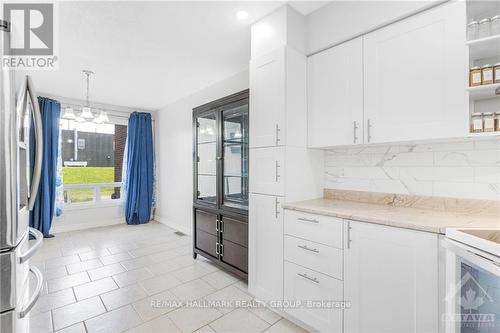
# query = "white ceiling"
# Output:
<box><xmin>25</xmin><ymin>1</ymin><xmax>328</xmax><ymax>110</ymax></box>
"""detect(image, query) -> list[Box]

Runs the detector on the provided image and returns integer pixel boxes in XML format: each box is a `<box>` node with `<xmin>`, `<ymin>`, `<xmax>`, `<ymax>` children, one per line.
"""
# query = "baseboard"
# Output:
<box><xmin>154</xmin><ymin>215</ymin><xmax>192</xmax><ymax>236</ymax></box>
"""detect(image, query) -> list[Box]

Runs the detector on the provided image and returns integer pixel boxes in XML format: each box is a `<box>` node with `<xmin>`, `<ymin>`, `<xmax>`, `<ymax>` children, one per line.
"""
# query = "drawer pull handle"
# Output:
<box><xmin>298</xmin><ymin>273</ymin><xmax>319</xmax><ymax>284</ymax></box>
<box><xmin>298</xmin><ymin>217</ymin><xmax>319</xmax><ymax>224</ymax></box>
<box><xmin>297</xmin><ymin>245</ymin><xmax>319</xmax><ymax>253</ymax></box>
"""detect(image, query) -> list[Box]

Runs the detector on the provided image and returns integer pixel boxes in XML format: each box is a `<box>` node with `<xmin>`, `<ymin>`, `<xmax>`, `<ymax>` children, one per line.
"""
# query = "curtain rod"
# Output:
<box><xmin>60</xmin><ymin>102</ymin><xmax>156</xmax><ymax>122</ymax></box>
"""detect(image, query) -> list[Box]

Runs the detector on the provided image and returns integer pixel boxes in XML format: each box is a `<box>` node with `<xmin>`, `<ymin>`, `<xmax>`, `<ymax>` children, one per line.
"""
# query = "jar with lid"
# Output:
<box><xmin>470</xmin><ymin>66</ymin><xmax>482</xmax><ymax>86</ymax></box>
<box><xmin>491</xmin><ymin>15</ymin><xmax>500</xmax><ymax>35</ymax></box>
<box><xmin>483</xmin><ymin>112</ymin><xmax>495</xmax><ymax>132</ymax></box>
<box><xmin>482</xmin><ymin>64</ymin><xmax>494</xmax><ymax>85</ymax></box>
<box><xmin>467</xmin><ymin>20</ymin><xmax>479</xmax><ymax>40</ymax></box>
<box><xmin>494</xmin><ymin>63</ymin><xmax>500</xmax><ymax>83</ymax></box>
<box><xmin>495</xmin><ymin>112</ymin><xmax>500</xmax><ymax>132</ymax></box>
<box><xmin>478</xmin><ymin>18</ymin><xmax>491</xmax><ymax>38</ymax></box>
<box><xmin>471</xmin><ymin>113</ymin><xmax>484</xmax><ymax>133</ymax></box>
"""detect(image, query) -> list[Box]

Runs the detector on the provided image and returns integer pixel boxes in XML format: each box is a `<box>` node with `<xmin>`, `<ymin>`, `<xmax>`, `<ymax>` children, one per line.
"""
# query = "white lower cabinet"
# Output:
<box><xmin>248</xmin><ymin>193</ymin><xmax>283</xmax><ymax>303</ymax></box>
<box><xmin>284</xmin><ymin>261</ymin><xmax>343</xmax><ymax>333</ymax></box>
<box><xmin>280</xmin><ymin>209</ymin><xmax>439</xmax><ymax>333</ymax></box>
<box><xmin>344</xmin><ymin>220</ymin><xmax>439</xmax><ymax>333</ymax></box>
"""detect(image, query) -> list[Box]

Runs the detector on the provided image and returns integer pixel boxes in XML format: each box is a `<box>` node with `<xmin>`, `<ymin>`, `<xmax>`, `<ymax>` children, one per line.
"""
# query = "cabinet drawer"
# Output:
<box><xmin>284</xmin><ymin>235</ymin><xmax>343</xmax><ymax>280</ymax></box>
<box><xmin>284</xmin><ymin>261</ymin><xmax>343</xmax><ymax>333</ymax></box>
<box><xmin>196</xmin><ymin>209</ymin><xmax>217</xmax><ymax>236</ymax></box>
<box><xmin>196</xmin><ymin>229</ymin><xmax>217</xmax><ymax>258</ymax></box>
<box><xmin>284</xmin><ymin>210</ymin><xmax>343</xmax><ymax>248</ymax></box>
<box><xmin>221</xmin><ymin>240</ymin><xmax>248</xmax><ymax>273</ymax></box>
<box><xmin>222</xmin><ymin>216</ymin><xmax>248</xmax><ymax>247</ymax></box>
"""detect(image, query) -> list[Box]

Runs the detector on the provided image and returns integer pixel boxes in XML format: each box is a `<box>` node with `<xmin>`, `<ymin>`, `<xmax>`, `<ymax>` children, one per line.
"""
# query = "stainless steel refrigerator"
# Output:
<box><xmin>1</xmin><ymin>19</ymin><xmax>45</xmax><ymax>333</ymax></box>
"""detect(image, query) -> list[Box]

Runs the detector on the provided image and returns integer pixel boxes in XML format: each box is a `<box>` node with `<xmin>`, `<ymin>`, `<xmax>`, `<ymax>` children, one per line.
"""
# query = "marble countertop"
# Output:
<box><xmin>282</xmin><ymin>198</ymin><xmax>500</xmax><ymax>234</ymax></box>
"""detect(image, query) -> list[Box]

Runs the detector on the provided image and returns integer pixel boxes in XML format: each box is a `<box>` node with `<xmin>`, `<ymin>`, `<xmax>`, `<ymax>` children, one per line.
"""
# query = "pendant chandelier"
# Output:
<box><xmin>61</xmin><ymin>69</ymin><xmax>109</xmax><ymax>124</ymax></box>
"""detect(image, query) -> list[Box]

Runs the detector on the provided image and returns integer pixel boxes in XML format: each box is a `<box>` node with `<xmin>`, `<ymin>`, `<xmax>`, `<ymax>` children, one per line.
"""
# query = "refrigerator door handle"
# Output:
<box><xmin>26</xmin><ymin>76</ymin><xmax>43</xmax><ymax>211</ymax></box>
<box><xmin>19</xmin><ymin>266</ymin><xmax>43</xmax><ymax>318</ymax></box>
<box><xmin>19</xmin><ymin>228</ymin><xmax>43</xmax><ymax>263</ymax></box>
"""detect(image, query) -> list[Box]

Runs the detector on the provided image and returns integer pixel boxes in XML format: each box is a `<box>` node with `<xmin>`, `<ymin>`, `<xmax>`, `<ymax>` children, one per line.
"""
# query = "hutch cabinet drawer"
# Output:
<box><xmin>221</xmin><ymin>216</ymin><xmax>248</xmax><ymax>248</ymax></box>
<box><xmin>284</xmin><ymin>210</ymin><xmax>343</xmax><ymax>248</ymax></box>
<box><xmin>284</xmin><ymin>261</ymin><xmax>343</xmax><ymax>333</ymax></box>
<box><xmin>284</xmin><ymin>235</ymin><xmax>343</xmax><ymax>280</ymax></box>
<box><xmin>221</xmin><ymin>239</ymin><xmax>248</xmax><ymax>273</ymax></box>
<box><xmin>195</xmin><ymin>209</ymin><xmax>218</xmax><ymax>236</ymax></box>
<box><xmin>196</xmin><ymin>229</ymin><xmax>218</xmax><ymax>258</ymax></box>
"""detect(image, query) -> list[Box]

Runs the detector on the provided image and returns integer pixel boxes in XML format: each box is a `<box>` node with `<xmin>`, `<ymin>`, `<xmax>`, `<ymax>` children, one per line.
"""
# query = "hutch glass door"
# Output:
<box><xmin>196</xmin><ymin>111</ymin><xmax>217</xmax><ymax>205</ymax></box>
<box><xmin>221</xmin><ymin>103</ymin><xmax>249</xmax><ymax>211</ymax></box>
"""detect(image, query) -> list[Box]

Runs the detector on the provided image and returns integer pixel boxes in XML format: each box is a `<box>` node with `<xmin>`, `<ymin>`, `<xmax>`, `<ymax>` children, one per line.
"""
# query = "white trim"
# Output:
<box><xmin>154</xmin><ymin>216</ymin><xmax>192</xmax><ymax>236</ymax></box>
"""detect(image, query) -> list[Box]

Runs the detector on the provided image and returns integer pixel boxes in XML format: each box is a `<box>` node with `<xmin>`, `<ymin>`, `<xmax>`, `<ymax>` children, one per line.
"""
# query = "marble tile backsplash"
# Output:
<box><xmin>324</xmin><ymin>138</ymin><xmax>500</xmax><ymax>201</ymax></box>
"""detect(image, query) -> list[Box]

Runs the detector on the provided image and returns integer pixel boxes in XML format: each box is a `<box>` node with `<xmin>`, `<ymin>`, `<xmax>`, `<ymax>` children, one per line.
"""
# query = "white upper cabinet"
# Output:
<box><xmin>344</xmin><ymin>220</ymin><xmax>439</xmax><ymax>333</ymax></box>
<box><xmin>307</xmin><ymin>37</ymin><xmax>364</xmax><ymax>147</ymax></box>
<box><xmin>363</xmin><ymin>1</ymin><xmax>467</xmax><ymax>143</ymax></box>
<box><xmin>250</xmin><ymin>48</ymin><xmax>286</xmax><ymax>148</ymax></box>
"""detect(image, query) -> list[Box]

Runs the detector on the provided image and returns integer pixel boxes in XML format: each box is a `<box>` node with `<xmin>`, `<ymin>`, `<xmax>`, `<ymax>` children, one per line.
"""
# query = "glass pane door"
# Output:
<box><xmin>222</xmin><ymin>104</ymin><xmax>249</xmax><ymax>210</ymax></box>
<box><xmin>196</xmin><ymin>112</ymin><xmax>217</xmax><ymax>204</ymax></box>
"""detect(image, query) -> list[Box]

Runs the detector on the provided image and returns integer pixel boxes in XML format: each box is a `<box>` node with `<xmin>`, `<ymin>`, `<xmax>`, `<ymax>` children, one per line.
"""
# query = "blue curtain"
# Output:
<box><xmin>30</xmin><ymin>97</ymin><xmax>61</xmax><ymax>237</ymax></box>
<box><xmin>125</xmin><ymin>112</ymin><xmax>154</xmax><ymax>225</ymax></box>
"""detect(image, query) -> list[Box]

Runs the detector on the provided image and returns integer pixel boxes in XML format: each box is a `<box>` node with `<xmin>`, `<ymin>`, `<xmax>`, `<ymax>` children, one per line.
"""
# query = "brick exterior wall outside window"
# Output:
<box><xmin>113</xmin><ymin>124</ymin><xmax>128</xmax><ymax>199</ymax></box>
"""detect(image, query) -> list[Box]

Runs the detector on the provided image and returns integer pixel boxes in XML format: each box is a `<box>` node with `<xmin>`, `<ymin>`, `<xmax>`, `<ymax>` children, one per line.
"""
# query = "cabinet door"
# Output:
<box><xmin>249</xmin><ymin>146</ymin><xmax>285</xmax><ymax>196</ymax></box>
<box><xmin>363</xmin><ymin>1</ymin><xmax>466</xmax><ymax>143</ymax></box>
<box><xmin>344</xmin><ymin>221</ymin><xmax>438</xmax><ymax>333</ymax></box>
<box><xmin>221</xmin><ymin>216</ymin><xmax>248</xmax><ymax>273</ymax></box>
<box><xmin>250</xmin><ymin>47</ymin><xmax>286</xmax><ymax>148</ymax></box>
<box><xmin>195</xmin><ymin>210</ymin><xmax>219</xmax><ymax>258</ymax></box>
<box><xmin>248</xmin><ymin>193</ymin><xmax>283</xmax><ymax>302</ymax></box>
<box><xmin>195</xmin><ymin>111</ymin><xmax>218</xmax><ymax>205</ymax></box>
<box><xmin>307</xmin><ymin>37</ymin><xmax>363</xmax><ymax>147</ymax></box>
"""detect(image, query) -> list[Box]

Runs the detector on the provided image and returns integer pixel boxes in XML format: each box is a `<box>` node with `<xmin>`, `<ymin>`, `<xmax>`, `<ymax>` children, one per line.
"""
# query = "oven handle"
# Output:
<box><xmin>19</xmin><ymin>228</ymin><xmax>44</xmax><ymax>264</ymax></box>
<box><xmin>443</xmin><ymin>238</ymin><xmax>500</xmax><ymax>276</ymax></box>
<box><xmin>19</xmin><ymin>266</ymin><xmax>44</xmax><ymax>318</ymax></box>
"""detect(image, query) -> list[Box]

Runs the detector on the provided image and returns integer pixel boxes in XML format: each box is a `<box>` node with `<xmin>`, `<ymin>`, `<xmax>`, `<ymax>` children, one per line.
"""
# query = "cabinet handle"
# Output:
<box><xmin>298</xmin><ymin>273</ymin><xmax>319</xmax><ymax>284</ymax></box>
<box><xmin>346</xmin><ymin>221</ymin><xmax>352</xmax><ymax>249</ymax></box>
<box><xmin>298</xmin><ymin>217</ymin><xmax>319</xmax><ymax>224</ymax></box>
<box><xmin>367</xmin><ymin>119</ymin><xmax>372</xmax><ymax>143</ymax></box>
<box><xmin>220</xmin><ymin>244</ymin><xmax>224</xmax><ymax>257</ymax></box>
<box><xmin>216</xmin><ymin>219</ymin><xmax>220</xmax><ymax>232</ymax></box>
<box><xmin>275</xmin><ymin>197</ymin><xmax>280</xmax><ymax>219</ymax></box>
<box><xmin>215</xmin><ymin>242</ymin><xmax>220</xmax><ymax>255</ymax></box>
<box><xmin>220</xmin><ymin>220</ymin><xmax>224</xmax><ymax>233</ymax></box>
<box><xmin>275</xmin><ymin>124</ymin><xmax>281</xmax><ymax>145</ymax></box>
<box><xmin>297</xmin><ymin>245</ymin><xmax>319</xmax><ymax>253</ymax></box>
<box><xmin>353</xmin><ymin>121</ymin><xmax>358</xmax><ymax>144</ymax></box>
<box><xmin>275</xmin><ymin>160</ymin><xmax>281</xmax><ymax>182</ymax></box>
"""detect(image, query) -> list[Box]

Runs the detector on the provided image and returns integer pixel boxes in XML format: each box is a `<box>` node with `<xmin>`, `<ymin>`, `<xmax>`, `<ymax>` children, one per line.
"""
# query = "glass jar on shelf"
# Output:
<box><xmin>471</xmin><ymin>112</ymin><xmax>484</xmax><ymax>133</ymax></box>
<box><xmin>482</xmin><ymin>64</ymin><xmax>494</xmax><ymax>85</ymax></box>
<box><xmin>467</xmin><ymin>20</ymin><xmax>479</xmax><ymax>40</ymax></box>
<box><xmin>483</xmin><ymin>112</ymin><xmax>495</xmax><ymax>132</ymax></box>
<box><xmin>491</xmin><ymin>15</ymin><xmax>500</xmax><ymax>36</ymax></box>
<box><xmin>495</xmin><ymin>112</ymin><xmax>500</xmax><ymax>132</ymax></box>
<box><xmin>470</xmin><ymin>66</ymin><xmax>482</xmax><ymax>86</ymax></box>
<box><xmin>494</xmin><ymin>63</ymin><xmax>500</xmax><ymax>83</ymax></box>
<box><xmin>478</xmin><ymin>18</ymin><xmax>491</xmax><ymax>38</ymax></box>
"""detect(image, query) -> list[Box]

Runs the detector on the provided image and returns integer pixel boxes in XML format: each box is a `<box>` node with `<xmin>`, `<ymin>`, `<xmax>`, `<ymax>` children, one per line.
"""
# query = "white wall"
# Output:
<box><xmin>324</xmin><ymin>138</ymin><xmax>500</xmax><ymax>201</ymax></box>
<box><xmin>155</xmin><ymin>70</ymin><xmax>249</xmax><ymax>235</ymax></box>
<box><xmin>306</xmin><ymin>0</ymin><xmax>442</xmax><ymax>54</ymax></box>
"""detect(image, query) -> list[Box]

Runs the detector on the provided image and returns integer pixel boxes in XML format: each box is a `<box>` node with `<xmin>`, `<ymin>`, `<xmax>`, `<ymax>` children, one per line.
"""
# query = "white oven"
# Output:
<box><xmin>443</xmin><ymin>229</ymin><xmax>500</xmax><ymax>333</ymax></box>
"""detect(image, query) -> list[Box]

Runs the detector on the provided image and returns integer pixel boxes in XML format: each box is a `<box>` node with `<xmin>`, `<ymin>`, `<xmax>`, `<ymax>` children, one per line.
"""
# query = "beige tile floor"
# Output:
<box><xmin>28</xmin><ymin>222</ymin><xmax>309</xmax><ymax>333</ymax></box>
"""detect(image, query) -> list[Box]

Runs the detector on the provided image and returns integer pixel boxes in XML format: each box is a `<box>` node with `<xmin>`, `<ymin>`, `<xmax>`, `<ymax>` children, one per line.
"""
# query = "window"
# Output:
<box><xmin>59</xmin><ymin>119</ymin><xmax>127</xmax><ymax>204</ymax></box>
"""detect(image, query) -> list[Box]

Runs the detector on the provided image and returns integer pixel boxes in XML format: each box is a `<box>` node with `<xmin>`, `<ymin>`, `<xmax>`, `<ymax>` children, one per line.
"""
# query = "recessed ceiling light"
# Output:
<box><xmin>236</xmin><ymin>11</ymin><xmax>249</xmax><ymax>20</ymax></box>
